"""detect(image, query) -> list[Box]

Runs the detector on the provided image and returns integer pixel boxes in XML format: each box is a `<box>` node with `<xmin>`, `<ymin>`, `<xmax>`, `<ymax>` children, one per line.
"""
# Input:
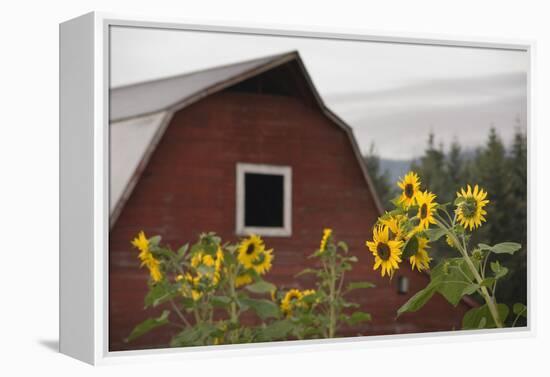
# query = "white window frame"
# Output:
<box><xmin>236</xmin><ymin>163</ymin><xmax>292</xmax><ymax>237</ymax></box>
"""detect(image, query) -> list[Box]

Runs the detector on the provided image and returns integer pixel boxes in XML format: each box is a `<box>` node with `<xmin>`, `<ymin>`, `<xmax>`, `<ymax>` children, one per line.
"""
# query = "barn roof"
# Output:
<box><xmin>110</xmin><ymin>54</ymin><xmax>292</xmax><ymax>122</ymax></box>
<box><xmin>110</xmin><ymin>51</ymin><xmax>384</xmax><ymax>221</ymax></box>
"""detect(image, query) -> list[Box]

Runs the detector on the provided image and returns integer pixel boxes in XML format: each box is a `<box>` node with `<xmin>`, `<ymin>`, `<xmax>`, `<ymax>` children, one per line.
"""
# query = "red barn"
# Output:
<box><xmin>108</xmin><ymin>51</ymin><xmax>473</xmax><ymax>351</ymax></box>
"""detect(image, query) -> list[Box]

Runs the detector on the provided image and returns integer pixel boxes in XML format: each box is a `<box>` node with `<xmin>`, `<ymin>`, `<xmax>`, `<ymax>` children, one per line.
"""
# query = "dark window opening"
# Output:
<box><xmin>244</xmin><ymin>173</ymin><xmax>284</xmax><ymax>227</ymax></box>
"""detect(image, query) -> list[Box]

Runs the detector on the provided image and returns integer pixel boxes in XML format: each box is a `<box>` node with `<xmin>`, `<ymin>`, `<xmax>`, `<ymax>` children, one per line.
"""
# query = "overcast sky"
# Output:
<box><xmin>110</xmin><ymin>26</ymin><xmax>528</xmax><ymax>160</ymax></box>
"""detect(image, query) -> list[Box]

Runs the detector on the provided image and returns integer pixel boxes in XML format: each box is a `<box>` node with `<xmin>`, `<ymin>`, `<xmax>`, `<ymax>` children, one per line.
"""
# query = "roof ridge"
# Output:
<box><xmin>110</xmin><ymin>50</ymin><xmax>299</xmax><ymax>91</ymax></box>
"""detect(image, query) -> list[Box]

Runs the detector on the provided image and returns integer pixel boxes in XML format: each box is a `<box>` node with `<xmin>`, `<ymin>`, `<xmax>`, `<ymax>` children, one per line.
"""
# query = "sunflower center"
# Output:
<box><xmin>404</xmin><ymin>183</ymin><xmax>414</xmax><ymax>198</ymax></box>
<box><xmin>377</xmin><ymin>243</ymin><xmax>391</xmax><ymax>261</ymax></box>
<box><xmin>246</xmin><ymin>244</ymin><xmax>256</xmax><ymax>255</ymax></box>
<box><xmin>461</xmin><ymin>198</ymin><xmax>478</xmax><ymax>218</ymax></box>
<box><xmin>420</xmin><ymin>204</ymin><xmax>428</xmax><ymax>219</ymax></box>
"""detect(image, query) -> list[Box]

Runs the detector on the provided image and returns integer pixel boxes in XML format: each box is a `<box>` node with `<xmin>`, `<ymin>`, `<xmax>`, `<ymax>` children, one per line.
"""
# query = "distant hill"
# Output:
<box><xmin>379</xmin><ymin>158</ymin><xmax>412</xmax><ymax>184</ymax></box>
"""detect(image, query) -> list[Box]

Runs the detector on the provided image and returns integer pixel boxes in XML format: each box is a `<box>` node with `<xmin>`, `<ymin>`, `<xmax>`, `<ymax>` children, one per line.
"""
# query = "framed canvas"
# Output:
<box><xmin>59</xmin><ymin>12</ymin><xmax>534</xmax><ymax>365</ymax></box>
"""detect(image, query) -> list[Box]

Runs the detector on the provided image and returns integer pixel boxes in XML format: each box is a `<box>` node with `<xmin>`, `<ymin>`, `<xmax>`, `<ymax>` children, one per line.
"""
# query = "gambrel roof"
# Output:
<box><xmin>109</xmin><ymin>51</ymin><xmax>384</xmax><ymax>224</ymax></box>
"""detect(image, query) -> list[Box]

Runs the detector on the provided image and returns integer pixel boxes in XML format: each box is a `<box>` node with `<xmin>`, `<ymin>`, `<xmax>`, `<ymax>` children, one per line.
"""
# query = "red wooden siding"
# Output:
<box><xmin>109</xmin><ymin>87</ymin><xmax>471</xmax><ymax>351</ymax></box>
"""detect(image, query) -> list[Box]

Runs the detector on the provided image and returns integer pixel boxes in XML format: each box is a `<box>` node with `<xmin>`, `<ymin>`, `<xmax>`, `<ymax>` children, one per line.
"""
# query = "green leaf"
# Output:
<box><xmin>148</xmin><ymin>235</ymin><xmax>162</xmax><ymax>246</ymax></box>
<box><xmin>454</xmin><ymin>196</ymin><xmax>466</xmax><ymax>206</ymax></box>
<box><xmin>245</xmin><ymin>280</ymin><xmax>276</xmax><ymax>294</ymax></box>
<box><xmin>424</xmin><ymin>228</ymin><xmax>447</xmax><ymax>242</ymax></box>
<box><xmin>435</xmin><ymin>202</ymin><xmax>451</xmax><ymax>211</ymax></box>
<box><xmin>397</xmin><ymin>281</ymin><xmax>439</xmax><ymax>316</ymax></box>
<box><xmin>190</xmin><ymin>243</ymin><xmax>203</xmax><ymax>254</ymax></box>
<box><xmin>480</xmin><ymin>278</ymin><xmax>496</xmax><ymax>287</ymax></box>
<box><xmin>125</xmin><ymin>310</ymin><xmax>170</xmax><ymax>343</ymax></box>
<box><xmin>490</xmin><ymin>261</ymin><xmax>508</xmax><ymax>279</ymax></box>
<box><xmin>341</xmin><ymin>301</ymin><xmax>360</xmax><ymax>309</ymax></box>
<box><xmin>239</xmin><ymin>298</ymin><xmax>280</xmax><ymax>320</ymax></box>
<box><xmin>295</xmin><ymin>268</ymin><xmax>319</xmax><ymax>278</ymax></box>
<box><xmin>478</xmin><ymin>242</ymin><xmax>521</xmax><ymax>255</ymax></box>
<box><xmin>223</xmin><ymin>250</ymin><xmax>237</xmax><ymax>266</ymax></box>
<box><xmin>431</xmin><ymin>258</ymin><xmax>475</xmax><ymax>306</ymax></box>
<box><xmin>492</xmin><ymin>242</ymin><xmax>521</xmax><ymax>254</ymax></box>
<box><xmin>255</xmin><ymin>320</ymin><xmax>294</xmax><ymax>341</ymax></box>
<box><xmin>478</xmin><ymin>317</ymin><xmax>487</xmax><ymax>329</ymax></box>
<box><xmin>170</xmin><ymin>322</ymin><xmax>218</xmax><ymax>347</ymax></box>
<box><xmin>180</xmin><ymin>297</ymin><xmax>196</xmax><ymax>309</ymax></box>
<box><xmin>462</xmin><ymin>304</ymin><xmax>509</xmax><ymax>330</ymax></box>
<box><xmin>177</xmin><ymin>243</ymin><xmax>189</xmax><ymax>259</ymax></box>
<box><xmin>513</xmin><ymin>303</ymin><xmax>527</xmax><ymax>318</ymax></box>
<box><xmin>462</xmin><ymin>283</ymin><xmax>480</xmax><ymax>296</ymax></box>
<box><xmin>402</xmin><ymin>236</ymin><xmax>419</xmax><ymax>259</ymax></box>
<box><xmin>390</xmin><ymin>196</ymin><xmax>403</xmax><ymax>207</ymax></box>
<box><xmin>345</xmin><ymin>281</ymin><xmax>375</xmax><ymax>293</ymax></box>
<box><xmin>210</xmin><ymin>296</ymin><xmax>232</xmax><ymax>308</ymax></box>
<box><xmin>348</xmin><ymin>311</ymin><xmax>372</xmax><ymax>325</ymax></box>
<box><xmin>144</xmin><ymin>282</ymin><xmax>177</xmax><ymax>308</ymax></box>
<box><xmin>152</xmin><ymin>247</ymin><xmax>175</xmax><ymax>260</ymax></box>
<box><xmin>337</xmin><ymin>241</ymin><xmax>349</xmax><ymax>253</ymax></box>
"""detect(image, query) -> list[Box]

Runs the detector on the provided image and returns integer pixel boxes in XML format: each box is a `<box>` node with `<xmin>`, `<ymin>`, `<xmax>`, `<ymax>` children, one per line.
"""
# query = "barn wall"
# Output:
<box><xmin>109</xmin><ymin>90</ymin><xmax>471</xmax><ymax>350</ymax></box>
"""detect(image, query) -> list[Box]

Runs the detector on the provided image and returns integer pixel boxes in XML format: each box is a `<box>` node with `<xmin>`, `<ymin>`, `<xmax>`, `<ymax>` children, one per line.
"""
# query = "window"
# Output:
<box><xmin>236</xmin><ymin>163</ymin><xmax>292</xmax><ymax>237</ymax></box>
<box><xmin>397</xmin><ymin>276</ymin><xmax>409</xmax><ymax>295</ymax></box>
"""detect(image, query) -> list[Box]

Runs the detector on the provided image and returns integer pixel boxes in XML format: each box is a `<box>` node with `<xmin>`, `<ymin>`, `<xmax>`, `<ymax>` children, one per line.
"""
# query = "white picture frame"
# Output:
<box><xmin>59</xmin><ymin>11</ymin><xmax>535</xmax><ymax>365</ymax></box>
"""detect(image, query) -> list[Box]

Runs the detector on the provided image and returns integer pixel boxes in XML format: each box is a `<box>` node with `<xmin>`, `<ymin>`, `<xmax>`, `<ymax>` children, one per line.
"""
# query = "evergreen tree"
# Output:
<box><xmin>500</xmin><ymin>127</ymin><xmax>528</xmax><ymax>308</ymax></box>
<box><xmin>470</xmin><ymin>127</ymin><xmax>508</xmax><ymax>244</ymax></box>
<box><xmin>363</xmin><ymin>143</ymin><xmax>393</xmax><ymax>209</ymax></box>
<box><xmin>446</xmin><ymin>139</ymin><xmax>464</xmax><ymax>190</ymax></box>
<box><xmin>410</xmin><ymin>133</ymin><xmax>449</xmax><ymax>201</ymax></box>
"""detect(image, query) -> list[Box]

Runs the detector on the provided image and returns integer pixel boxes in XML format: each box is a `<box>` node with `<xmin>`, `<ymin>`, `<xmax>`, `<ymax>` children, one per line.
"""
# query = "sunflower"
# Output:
<box><xmin>143</xmin><ymin>257</ymin><xmax>162</xmax><ymax>283</ymax></box>
<box><xmin>456</xmin><ymin>184</ymin><xmax>490</xmax><ymax>231</ymax></box>
<box><xmin>235</xmin><ymin>273</ymin><xmax>253</xmax><ymax>288</ymax></box>
<box><xmin>366</xmin><ymin>225</ymin><xmax>404</xmax><ymax>278</ymax></box>
<box><xmin>175</xmin><ymin>273</ymin><xmax>203</xmax><ymax>301</ymax></box>
<box><xmin>415</xmin><ymin>190</ymin><xmax>437</xmax><ymax>230</ymax></box>
<box><xmin>131</xmin><ymin>231</ymin><xmax>149</xmax><ymax>259</ymax></box>
<box><xmin>215</xmin><ymin>247</ymin><xmax>224</xmax><ymax>271</ymax></box>
<box><xmin>237</xmin><ymin>234</ymin><xmax>273</xmax><ymax>275</ymax></box>
<box><xmin>379</xmin><ymin>214</ymin><xmax>406</xmax><ymax>241</ymax></box>
<box><xmin>191</xmin><ymin>247</ymin><xmax>224</xmax><ymax>284</ymax></box>
<box><xmin>397</xmin><ymin>171</ymin><xmax>421</xmax><ymax>208</ymax></box>
<box><xmin>409</xmin><ymin>236</ymin><xmax>432</xmax><ymax>272</ymax></box>
<box><xmin>131</xmin><ymin>231</ymin><xmax>162</xmax><ymax>283</ymax></box>
<box><xmin>319</xmin><ymin>228</ymin><xmax>332</xmax><ymax>253</ymax></box>
<box><xmin>238</xmin><ymin>234</ymin><xmax>265</xmax><ymax>268</ymax></box>
<box><xmin>191</xmin><ymin>251</ymin><xmax>215</xmax><ymax>268</ymax></box>
<box><xmin>252</xmin><ymin>249</ymin><xmax>273</xmax><ymax>275</ymax></box>
<box><xmin>280</xmin><ymin>289</ymin><xmax>303</xmax><ymax>316</ymax></box>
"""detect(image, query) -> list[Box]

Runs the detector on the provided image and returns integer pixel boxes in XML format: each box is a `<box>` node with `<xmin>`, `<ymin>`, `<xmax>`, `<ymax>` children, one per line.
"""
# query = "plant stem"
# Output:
<box><xmin>193</xmin><ymin>306</ymin><xmax>201</xmax><ymax>324</ymax></box>
<box><xmin>327</xmin><ymin>254</ymin><xmax>337</xmax><ymax>338</ymax></box>
<box><xmin>228</xmin><ymin>266</ymin><xmax>239</xmax><ymax>343</ymax></box>
<box><xmin>170</xmin><ymin>299</ymin><xmax>191</xmax><ymax>327</ymax></box>
<box><xmin>435</xmin><ymin>219</ymin><xmax>503</xmax><ymax>328</ymax></box>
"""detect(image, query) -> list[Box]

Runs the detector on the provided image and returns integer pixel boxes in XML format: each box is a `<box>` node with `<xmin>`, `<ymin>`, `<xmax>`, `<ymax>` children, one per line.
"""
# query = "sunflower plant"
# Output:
<box><xmin>125</xmin><ymin>232</ymin><xmax>288</xmax><ymax>347</ymax></box>
<box><xmin>283</xmin><ymin>229</ymin><xmax>375</xmax><ymax>339</ymax></box>
<box><xmin>365</xmin><ymin>171</ymin><xmax>527</xmax><ymax>330</ymax></box>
